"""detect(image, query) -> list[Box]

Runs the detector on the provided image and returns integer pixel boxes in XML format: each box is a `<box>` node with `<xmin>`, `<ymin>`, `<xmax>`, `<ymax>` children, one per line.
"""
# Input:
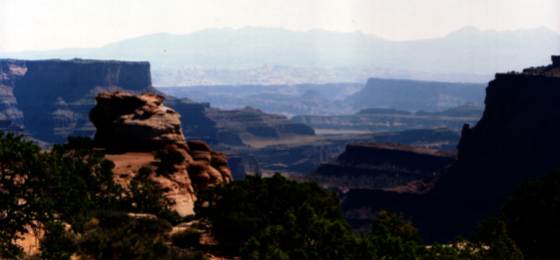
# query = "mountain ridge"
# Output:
<box><xmin>3</xmin><ymin>26</ymin><xmax>559</xmax><ymax>85</ymax></box>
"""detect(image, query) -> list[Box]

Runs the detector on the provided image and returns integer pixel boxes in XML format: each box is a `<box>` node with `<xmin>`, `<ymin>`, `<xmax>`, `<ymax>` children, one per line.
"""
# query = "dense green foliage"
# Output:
<box><xmin>2</xmin><ymin>131</ymin><xmax>558</xmax><ymax>259</ymax></box>
<box><xmin>196</xmin><ymin>174</ymin><xmax>494</xmax><ymax>259</ymax></box>
<box><xmin>0</xmin><ymin>133</ymin><xmax>189</xmax><ymax>259</ymax></box>
<box><xmin>0</xmin><ymin>132</ymin><xmax>44</xmax><ymax>257</ymax></box>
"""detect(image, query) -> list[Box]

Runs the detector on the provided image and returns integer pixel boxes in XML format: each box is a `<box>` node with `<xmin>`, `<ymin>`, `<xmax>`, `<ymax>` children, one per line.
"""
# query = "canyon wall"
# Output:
<box><xmin>0</xmin><ymin>59</ymin><xmax>155</xmax><ymax>143</ymax></box>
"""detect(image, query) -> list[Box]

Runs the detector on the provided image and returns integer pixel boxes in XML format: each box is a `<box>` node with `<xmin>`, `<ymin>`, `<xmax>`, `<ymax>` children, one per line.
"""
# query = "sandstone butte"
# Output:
<box><xmin>90</xmin><ymin>91</ymin><xmax>232</xmax><ymax>217</ymax></box>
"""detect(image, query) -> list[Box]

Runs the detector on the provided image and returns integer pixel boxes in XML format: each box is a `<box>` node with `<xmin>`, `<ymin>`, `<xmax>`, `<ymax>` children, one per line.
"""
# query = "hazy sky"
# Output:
<box><xmin>1</xmin><ymin>0</ymin><xmax>559</xmax><ymax>52</ymax></box>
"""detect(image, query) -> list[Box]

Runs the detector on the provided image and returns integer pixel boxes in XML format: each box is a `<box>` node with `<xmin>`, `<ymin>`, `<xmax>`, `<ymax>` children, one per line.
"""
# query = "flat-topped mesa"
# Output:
<box><xmin>90</xmin><ymin>91</ymin><xmax>187</xmax><ymax>152</ymax></box>
<box><xmin>315</xmin><ymin>143</ymin><xmax>454</xmax><ymax>190</ymax></box>
<box><xmin>0</xmin><ymin>58</ymin><xmax>156</xmax><ymax>143</ymax></box>
<box><xmin>0</xmin><ymin>58</ymin><xmax>152</xmax><ymax>89</ymax></box>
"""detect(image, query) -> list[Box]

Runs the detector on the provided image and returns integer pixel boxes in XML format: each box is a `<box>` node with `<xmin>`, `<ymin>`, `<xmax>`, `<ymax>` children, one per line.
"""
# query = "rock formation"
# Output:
<box><xmin>315</xmin><ymin>143</ymin><xmax>454</xmax><ymax>190</ymax></box>
<box><xmin>343</xmin><ymin>56</ymin><xmax>560</xmax><ymax>241</ymax></box>
<box><xmin>90</xmin><ymin>92</ymin><xmax>187</xmax><ymax>152</ymax></box>
<box><xmin>91</xmin><ymin>91</ymin><xmax>232</xmax><ymax>217</ymax></box>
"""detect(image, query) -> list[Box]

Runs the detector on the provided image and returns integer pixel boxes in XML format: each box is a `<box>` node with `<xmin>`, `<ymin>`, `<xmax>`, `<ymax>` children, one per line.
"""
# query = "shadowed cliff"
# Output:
<box><xmin>344</xmin><ymin>56</ymin><xmax>560</xmax><ymax>241</ymax></box>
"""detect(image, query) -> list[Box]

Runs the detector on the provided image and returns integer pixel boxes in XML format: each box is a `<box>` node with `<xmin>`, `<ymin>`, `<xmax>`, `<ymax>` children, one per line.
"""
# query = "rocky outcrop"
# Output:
<box><xmin>186</xmin><ymin>140</ymin><xmax>232</xmax><ymax>190</ymax></box>
<box><xmin>344</xmin><ymin>56</ymin><xmax>560</xmax><ymax>241</ymax></box>
<box><xmin>91</xmin><ymin>91</ymin><xmax>232</xmax><ymax>217</ymax></box>
<box><xmin>315</xmin><ymin>143</ymin><xmax>454</xmax><ymax>190</ymax></box>
<box><xmin>90</xmin><ymin>92</ymin><xmax>187</xmax><ymax>152</ymax></box>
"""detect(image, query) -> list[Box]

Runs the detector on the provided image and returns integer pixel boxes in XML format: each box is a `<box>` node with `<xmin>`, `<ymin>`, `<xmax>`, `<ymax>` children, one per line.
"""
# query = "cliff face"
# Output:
<box><xmin>90</xmin><ymin>92</ymin><xmax>187</xmax><ymax>152</ymax></box>
<box><xmin>344</xmin><ymin>56</ymin><xmax>560</xmax><ymax>241</ymax></box>
<box><xmin>93</xmin><ymin>91</ymin><xmax>232</xmax><ymax>217</ymax></box>
<box><xmin>426</xmin><ymin>56</ymin><xmax>560</xmax><ymax>237</ymax></box>
<box><xmin>316</xmin><ymin>143</ymin><xmax>454</xmax><ymax>190</ymax></box>
<box><xmin>0</xmin><ymin>59</ymin><xmax>155</xmax><ymax>143</ymax></box>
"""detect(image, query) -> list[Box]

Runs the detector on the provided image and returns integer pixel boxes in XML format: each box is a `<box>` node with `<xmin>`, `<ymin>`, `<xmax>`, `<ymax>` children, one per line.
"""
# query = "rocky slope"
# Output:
<box><xmin>92</xmin><ymin>91</ymin><xmax>232</xmax><ymax>216</ymax></box>
<box><xmin>315</xmin><ymin>143</ymin><xmax>454</xmax><ymax>190</ymax></box>
<box><xmin>343</xmin><ymin>56</ymin><xmax>560</xmax><ymax>241</ymax></box>
<box><xmin>0</xmin><ymin>58</ymin><xmax>314</xmax><ymax>146</ymax></box>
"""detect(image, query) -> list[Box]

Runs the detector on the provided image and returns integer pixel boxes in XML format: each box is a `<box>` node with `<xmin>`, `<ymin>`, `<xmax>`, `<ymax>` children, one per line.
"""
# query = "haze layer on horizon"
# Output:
<box><xmin>1</xmin><ymin>0</ymin><xmax>559</xmax><ymax>52</ymax></box>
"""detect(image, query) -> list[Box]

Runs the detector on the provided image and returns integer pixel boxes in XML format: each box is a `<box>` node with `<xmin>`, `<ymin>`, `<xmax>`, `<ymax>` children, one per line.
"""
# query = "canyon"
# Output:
<box><xmin>343</xmin><ymin>56</ymin><xmax>560</xmax><ymax>241</ymax></box>
<box><xmin>0</xmin><ymin>58</ymin><xmax>314</xmax><ymax>146</ymax></box>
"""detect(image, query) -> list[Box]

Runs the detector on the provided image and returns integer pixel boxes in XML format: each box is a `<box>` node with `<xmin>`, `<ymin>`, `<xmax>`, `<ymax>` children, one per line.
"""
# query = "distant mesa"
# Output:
<box><xmin>315</xmin><ymin>143</ymin><xmax>454</xmax><ymax>190</ymax></box>
<box><xmin>0</xmin><ymin>58</ymin><xmax>154</xmax><ymax>143</ymax></box>
<box><xmin>344</xmin><ymin>56</ymin><xmax>560</xmax><ymax>241</ymax></box>
<box><xmin>348</xmin><ymin>78</ymin><xmax>485</xmax><ymax>112</ymax></box>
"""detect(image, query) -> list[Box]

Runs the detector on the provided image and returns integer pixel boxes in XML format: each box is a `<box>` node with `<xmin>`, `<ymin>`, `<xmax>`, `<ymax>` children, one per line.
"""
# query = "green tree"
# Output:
<box><xmin>369</xmin><ymin>210</ymin><xmax>421</xmax><ymax>259</ymax></box>
<box><xmin>196</xmin><ymin>174</ymin><xmax>375</xmax><ymax>259</ymax></box>
<box><xmin>40</xmin><ymin>221</ymin><xmax>76</xmax><ymax>260</ymax></box>
<box><xmin>0</xmin><ymin>132</ymin><xmax>46</xmax><ymax>257</ymax></box>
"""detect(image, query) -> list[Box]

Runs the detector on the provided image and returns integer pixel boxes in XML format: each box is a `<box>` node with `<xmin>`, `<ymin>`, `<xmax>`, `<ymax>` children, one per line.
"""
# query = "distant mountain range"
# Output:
<box><xmin>2</xmin><ymin>27</ymin><xmax>559</xmax><ymax>85</ymax></box>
